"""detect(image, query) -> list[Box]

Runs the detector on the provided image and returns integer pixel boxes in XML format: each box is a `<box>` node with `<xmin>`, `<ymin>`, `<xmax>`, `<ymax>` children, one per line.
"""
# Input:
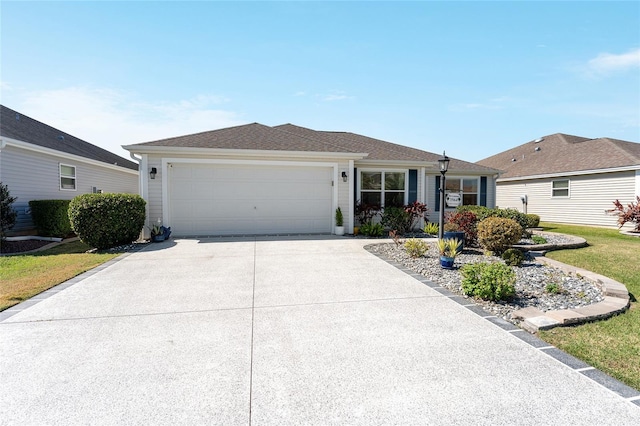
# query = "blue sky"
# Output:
<box><xmin>1</xmin><ymin>0</ymin><xmax>639</xmax><ymax>162</ymax></box>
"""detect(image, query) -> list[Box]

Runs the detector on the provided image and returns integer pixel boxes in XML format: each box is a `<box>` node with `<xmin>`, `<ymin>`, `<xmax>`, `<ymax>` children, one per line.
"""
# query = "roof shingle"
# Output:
<box><xmin>476</xmin><ymin>133</ymin><xmax>640</xmax><ymax>179</ymax></box>
<box><xmin>0</xmin><ymin>105</ymin><xmax>138</xmax><ymax>171</ymax></box>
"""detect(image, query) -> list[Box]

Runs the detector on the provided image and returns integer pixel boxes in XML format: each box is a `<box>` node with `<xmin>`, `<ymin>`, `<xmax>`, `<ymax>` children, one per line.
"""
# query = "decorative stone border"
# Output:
<box><xmin>510</xmin><ymin>231</ymin><xmax>630</xmax><ymax>332</ymax></box>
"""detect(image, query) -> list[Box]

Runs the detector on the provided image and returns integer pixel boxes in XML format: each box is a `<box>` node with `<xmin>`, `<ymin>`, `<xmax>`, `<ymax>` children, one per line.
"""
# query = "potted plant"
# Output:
<box><xmin>443</xmin><ymin>222</ymin><xmax>465</xmax><ymax>253</ymax></box>
<box><xmin>150</xmin><ymin>224</ymin><xmax>165</xmax><ymax>242</ymax></box>
<box><xmin>335</xmin><ymin>207</ymin><xmax>345</xmax><ymax>236</ymax></box>
<box><xmin>437</xmin><ymin>237</ymin><xmax>461</xmax><ymax>269</ymax></box>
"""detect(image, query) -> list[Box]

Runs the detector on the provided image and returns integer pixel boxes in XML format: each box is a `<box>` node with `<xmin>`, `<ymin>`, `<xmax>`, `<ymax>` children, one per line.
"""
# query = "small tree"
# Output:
<box><xmin>0</xmin><ymin>182</ymin><xmax>18</xmax><ymax>240</ymax></box>
<box><xmin>607</xmin><ymin>196</ymin><xmax>640</xmax><ymax>232</ymax></box>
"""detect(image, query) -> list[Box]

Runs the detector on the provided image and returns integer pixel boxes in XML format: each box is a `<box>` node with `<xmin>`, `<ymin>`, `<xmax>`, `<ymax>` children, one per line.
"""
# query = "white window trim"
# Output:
<box><xmin>443</xmin><ymin>176</ymin><xmax>480</xmax><ymax>207</ymax></box>
<box><xmin>551</xmin><ymin>179</ymin><xmax>570</xmax><ymax>198</ymax></box>
<box><xmin>357</xmin><ymin>168</ymin><xmax>409</xmax><ymax>208</ymax></box>
<box><xmin>59</xmin><ymin>163</ymin><xmax>77</xmax><ymax>191</ymax></box>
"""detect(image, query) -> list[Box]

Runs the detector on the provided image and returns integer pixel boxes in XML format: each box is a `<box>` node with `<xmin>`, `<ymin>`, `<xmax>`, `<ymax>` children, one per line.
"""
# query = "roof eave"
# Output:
<box><xmin>497</xmin><ymin>165</ymin><xmax>640</xmax><ymax>182</ymax></box>
<box><xmin>122</xmin><ymin>144</ymin><xmax>368</xmax><ymax>160</ymax></box>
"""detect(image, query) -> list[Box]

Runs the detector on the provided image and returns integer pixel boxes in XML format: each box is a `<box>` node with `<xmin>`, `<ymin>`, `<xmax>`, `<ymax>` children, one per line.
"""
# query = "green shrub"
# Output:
<box><xmin>531</xmin><ymin>235</ymin><xmax>547</xmax><ymax>244</ymax></box>
<box><xmin>68</xmin><ymin>193</ymin><xmax>146</xmax><ymax>249</ymax></box>
<box><xmin>502</xmin><ymin>248</ymin><xmax>525</xmax><ymax>267</ymax></box>
<box><xmin>380</xmin><ymin>206</ymin><xmax>411</xmax><ymax>234</ymax></box>
<box><xmin>29</xmin><ymin>200</ymin><xmax>72</xmax><ymax>237</ymax></box>
<box><xmin>477</xmin><ymin>217</ymin><xmax>523</xmax><ymax>255</ymax></box>
<box><xmin>0</xmin><ymin>182</ymin><xmax>17</xmax><ymax>239</ymax></box>
<box><xmin>404</xmin><ymin>238</ymin><xmax>429</xmax><ymax>258</ymax></box>
<box><xmin>359</xmin><ymin>221</ymin><xmax>385</xmax><ymax>237</ymax></box>
<box><xmin>423</xmin><ymin>222</ymin><xmax>439</xmax><ymax>235</ymax></box>
<box><xmin>525</xmin><ymin>214</ymin><xmax>540</xmax><ymax>228</ymax></box>
<box><xmin>460</xmin><ymin>262</ymin><xmax>516</xmax><ymax>301</ymax></box>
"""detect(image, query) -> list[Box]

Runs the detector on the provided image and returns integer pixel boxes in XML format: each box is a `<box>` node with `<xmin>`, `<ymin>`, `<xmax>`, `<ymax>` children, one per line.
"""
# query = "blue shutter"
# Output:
<box><xmin>408</xmin><ymin>169</ymin><xmax>417</xmax><ymax>203</ymax></box>
<box><xmin>480</xmin><ymin>176</ymin><xmax>487</xmax><ymax>206</ymax></box>
<box><xmin>435</xmin><ymin>176</ymin><xmax>440</xmax><ymax>211</ymax></box>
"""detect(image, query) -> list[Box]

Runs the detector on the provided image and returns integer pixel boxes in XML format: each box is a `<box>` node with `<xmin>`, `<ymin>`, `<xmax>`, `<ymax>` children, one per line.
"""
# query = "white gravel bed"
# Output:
<box><xmin>367</xmin><ymin>242</ymin><xmax>604</xmax><ymax>325</ymax></box>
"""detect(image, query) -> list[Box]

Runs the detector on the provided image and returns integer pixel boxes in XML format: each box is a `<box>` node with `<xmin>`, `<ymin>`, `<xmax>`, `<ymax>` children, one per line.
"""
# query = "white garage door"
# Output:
<box><xmin>168</xmin><ymin>163</ymin><xmax>334</xmax><ymax>236</ymax></box>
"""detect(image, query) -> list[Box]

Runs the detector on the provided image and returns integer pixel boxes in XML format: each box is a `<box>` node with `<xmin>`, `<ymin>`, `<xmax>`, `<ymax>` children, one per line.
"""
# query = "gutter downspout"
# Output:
<box><xmin>129</xmin><ymin>152</ymin><xmax>150</xmax><ymax>240</ymax></box>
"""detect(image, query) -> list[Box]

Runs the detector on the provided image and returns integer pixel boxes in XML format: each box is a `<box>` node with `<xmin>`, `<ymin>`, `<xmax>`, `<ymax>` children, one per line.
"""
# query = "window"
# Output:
<box><xmin>60</xmin><ymin>164</ymin><xmax>77</xmax><ymax>190</ymax></box>
<box><xmin>444</xmin><ymin>177</ymin><xmax>478</xmax><ymax>207</ymax></box>
<box><xmin>360</xmin><ymin>170</ymin><xmax>406</xmax><ymax>208</ymax></box>
<box><xmin>552</xmin><ymin>179</ymin><xmax>569</xmax><ymax>197</ymax></box>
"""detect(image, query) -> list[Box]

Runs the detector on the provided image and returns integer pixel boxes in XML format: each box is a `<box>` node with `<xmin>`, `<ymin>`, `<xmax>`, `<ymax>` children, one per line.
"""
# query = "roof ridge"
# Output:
<box><xmin>273</xmin><ymin>124</ymin><xmax>365</xmax><ymax>154</ymax></box>
<box><xmin>599</xmin><ymin>137</ymin><xmax>640</xmax><ymax>163</ymax></box>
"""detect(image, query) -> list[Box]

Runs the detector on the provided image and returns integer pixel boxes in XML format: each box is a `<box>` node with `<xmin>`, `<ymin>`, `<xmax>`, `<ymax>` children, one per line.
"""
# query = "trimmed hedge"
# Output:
<box><xmin>68</xmin><ymin>193</ymin><xmax>146</xmax><ymax>249</ymax></box>
<box><xmin>477</xmin><ymin>217</ymin><xmax>523</xmax><ymax>254</ymax></box>
<box><xmin>29</xmin><ymin>200</ymin><xmax>72</xmax><ymax>237</ymax></box>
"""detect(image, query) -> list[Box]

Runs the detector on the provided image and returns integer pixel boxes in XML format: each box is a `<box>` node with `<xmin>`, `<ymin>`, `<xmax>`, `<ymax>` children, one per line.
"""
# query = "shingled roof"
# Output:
<box><xmin>275</xmin><ymin>124</ymin><xmax>495</xmax><ymax>172</ymax></box>
<box><xmin>477</xmin><ymin>133</ymin><xmax>640</xmax><ymax>179</ymax></box>
<box><xmin>128</xmin><ymin>122</ymin><xmax>497</xmax><ymax>173</ymax></box>
<box><xmin>0</xmin><ymin>105</ymin><xmax>138</xmax><ymax>171</ymax></box>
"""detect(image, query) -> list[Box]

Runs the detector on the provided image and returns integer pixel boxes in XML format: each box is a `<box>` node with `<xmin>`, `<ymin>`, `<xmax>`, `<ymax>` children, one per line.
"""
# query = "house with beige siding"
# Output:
<box><xmin>124</xmin><ymin>123</ymin><xmax>499</xmax><ymax>237</ymax></box>
<box><xmin>477</xmin><ymin>133</ymin><xmax>640</xmax><ymax>228</ymax></box>
<box><xmin>0</xmin><ymin>105</ymin><xmax>139</xmax><ymax>234</ymax></box>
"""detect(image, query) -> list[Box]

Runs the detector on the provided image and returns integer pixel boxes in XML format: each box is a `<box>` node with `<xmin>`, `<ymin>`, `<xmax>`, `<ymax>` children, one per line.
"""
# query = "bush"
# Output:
<box><xmin>477</xmin><ymin>217</ymin><xmax>523</xmax><ymax>254</ymax></box>
<box><xmin>445</xmin><ymin>210</ymin><xmax>478</xmax><ymax>246</ymax></box>
<box><xmin>404</xmin><ymin>238</ymin><xmax>429</xmax><ymax>258</ymax></box>
<box><xmin>502</xmin><ymin>248</ymin><xmax>525</xmax><ymax>267</ymax></box>
<box><xmin>460</xmin><ymin>262</ymin><xmax>516</xmax><ymax>301</ymax></box>
<box><xmin>68</xmin><ymin>193</ymin><xmax>146</xmax><ymax>249</ymax></box>
<box><xmin>404</xmin><ymin>201</ymin><xmax>429</xmax><ymax>231</ymax></box>
<box><xmin>380</xmin><ymin>206</ymin><xmax>411</xmax><ymax>234</ymax></box>
<box><xmin>524</xmin><ymin>214</ymin><xmax>540</xmax><ymax>228</ymax></box>
<box><xmin>0</xmin><ymin>182</ymin><xmax>17</xmax><ymax>239</ymax></box>
<box><xmin>607</xmin><ymin>196</ymin><xmax>640</xmax><ymax>232</ymax></box>
<box><xmin>355</xmin><ymin>200</ymin><xmax>380</xmax><ymax>225</ymax></box>
<box><xmin>457</xmin><ymin>206</ymin><xmax>530</xmax><ymax>237</ymax></box>
<box><xmin>423</xmin><ymin>222</ymin><xmax>439</xmax><ymax>235</ymax></box>
<box><xmin>29</xmin><ymin>200</ymin><xmax>72</xmax><ymax>237</ymax></box>
<box><xmin>359</xmin><ymin>221</ymin><xmax>385</xmax><ymax>237</ymax></box>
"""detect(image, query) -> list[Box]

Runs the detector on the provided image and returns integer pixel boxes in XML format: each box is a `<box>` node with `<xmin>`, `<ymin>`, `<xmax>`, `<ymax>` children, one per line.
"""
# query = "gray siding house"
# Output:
<box><xmin>0</xmin><ymin>105</ymin><xmax>139</xmax><ymax>234</ymax></box>
<box><xmin>477</xmin><ymin>133</ymin><xmax>640</xmax><ymax>228</ymax></box>
<box><xmin>124</xmin><ymin>123</ymin><xmax>499</xmax><ymax>237</ymax></box>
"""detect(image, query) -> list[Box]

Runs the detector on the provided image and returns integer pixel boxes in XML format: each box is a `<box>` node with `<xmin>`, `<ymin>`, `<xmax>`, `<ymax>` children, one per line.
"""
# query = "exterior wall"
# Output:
<box><xmin>495</xmin><ymin>170</ymin><xmax>637</xmax><ymax>227</ymax></box>
<box><xmin>0</xmin><ymin>145</ymin><xmax>138</xmax><ymax>233</ymax></box>
<box><xmin>425</xmin><ymin>173</ymin><xmax>497</xmax><ymax>223</ymax></box>
<box><xmin>144</xmin><ymin>153</ymin><xmax>352</xmax><ymax>233</ymax></box>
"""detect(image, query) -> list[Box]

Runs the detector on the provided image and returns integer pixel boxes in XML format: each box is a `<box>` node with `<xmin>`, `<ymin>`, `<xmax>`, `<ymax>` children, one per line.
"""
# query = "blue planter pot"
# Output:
<box><xmin>152</xmin><ymin>235</ymin><xmax>165</xmax><ymax>243</ymax></box>
<box><xmin>440</xmin><ymin>256</ymin><xmax>455</xmax><ymax>269</ymax></box>
<box><xmin>443</xmin><ymin>231</ymin><xmax>465</xmax><ymax>253</ymax></box>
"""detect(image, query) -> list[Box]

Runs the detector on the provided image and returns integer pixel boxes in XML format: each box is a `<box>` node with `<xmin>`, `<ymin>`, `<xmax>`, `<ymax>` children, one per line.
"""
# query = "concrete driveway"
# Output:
<box><xmin>1</xmin><ymin>236</ymin><xmax>638</xmax><ymax>425</ymax></box>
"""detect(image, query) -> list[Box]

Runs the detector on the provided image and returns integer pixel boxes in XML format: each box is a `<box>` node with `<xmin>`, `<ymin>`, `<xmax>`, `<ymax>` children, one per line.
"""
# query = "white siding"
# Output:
<box><xmin>0</xmin><ymin>145</ymin><xmax>138</xmax><ymax>233</ymax></box>
<box><xmin>496</xmin><ymin>170</ymin><xmax>636</xmax><ymax>227</ymax></box>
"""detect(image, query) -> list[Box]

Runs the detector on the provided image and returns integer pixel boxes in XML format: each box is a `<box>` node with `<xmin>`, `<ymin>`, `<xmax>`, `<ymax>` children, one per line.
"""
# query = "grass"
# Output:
<box><xmin>0</xmin><ymin>240</ymin><xmax>121</xmax><ymax>312</ymax></box>
<box><xmin>537</xmin><ymin>222</ymin><xmax>640</xmax><ymax>390</ymax></box>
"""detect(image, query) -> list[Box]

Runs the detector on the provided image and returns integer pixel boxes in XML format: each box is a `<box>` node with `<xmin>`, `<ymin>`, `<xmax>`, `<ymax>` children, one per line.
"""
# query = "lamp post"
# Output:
<box><xmin>438</xmin><ymin>151</ymin><xmax>450</xmax><ymax>240</ymax></box>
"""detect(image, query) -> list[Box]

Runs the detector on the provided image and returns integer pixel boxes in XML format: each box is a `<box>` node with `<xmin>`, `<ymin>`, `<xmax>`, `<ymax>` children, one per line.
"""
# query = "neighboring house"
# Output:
<box><xmin>0</xmin><ymin>105</ymin><xmax>139</xmax><ymax>234</ymax></box>
<box><xmin>477</xmin><ymin>133</ymin><xmax>640</xmax><ymax>228</ymax></box>
<box><xmin>123</xmin><ymin>123</ymin><xmax>499</xmax><ymax>236</ymax></box>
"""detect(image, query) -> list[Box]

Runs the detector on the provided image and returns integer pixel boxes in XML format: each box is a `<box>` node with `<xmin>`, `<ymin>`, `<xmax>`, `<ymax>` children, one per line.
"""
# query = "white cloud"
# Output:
<box><xmin>14</xmin><ymin>86</ymin><xmax>244</xmax><ymax>159</ymax></box>
<box><xmin>293</xmin><ymin>91</ymin><xmax>306</xmax><ymax>96</ymax></box>
<box><xmin>319</xmin><ymin>90</ymin><xmax>354</xmax><ymax>102</ymax></box>
<box><xmin>585</xmin><ymin>48</ymin><xmax>640</xmax><ymax>76</ymax></box>
<box><xmin>449</xmin><ymin>96</ymin><xmax>508</xmax><ymax>112</ymax></box>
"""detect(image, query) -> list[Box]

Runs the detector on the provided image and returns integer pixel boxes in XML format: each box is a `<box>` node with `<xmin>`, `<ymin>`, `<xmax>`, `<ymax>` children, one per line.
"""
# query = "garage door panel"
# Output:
<box><xmin>169</xmin><ymin>163</ymin><xmax>333</xmax><ymax>236</ymax></box>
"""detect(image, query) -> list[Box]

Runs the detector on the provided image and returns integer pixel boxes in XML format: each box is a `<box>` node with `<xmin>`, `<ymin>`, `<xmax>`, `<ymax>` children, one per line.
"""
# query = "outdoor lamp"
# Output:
<box><xmin>341</xmin><ymin>171</ymin><xmax>348</xmax><ymax>182</ymax></box>
<box><xmin>150</xmin><ymin>167</ymin><xmax>157</xmax><ymax>179</ymax></box>
<box><xmin>438</xmin><ymin>151</ymin><xmax>449</xmax><ymax>239</ymax></box>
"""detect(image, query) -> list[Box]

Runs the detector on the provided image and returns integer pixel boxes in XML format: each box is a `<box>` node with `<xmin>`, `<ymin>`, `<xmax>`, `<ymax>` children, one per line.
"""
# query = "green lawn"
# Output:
<box><xmin>537</xmin><ymin>223</ymin><xmax>640</xmax><ymax>390</ymax></box>
<box><xmin>0</xmin><ymin>241</ymin><xmax>121</xmax><ymax>311</ymax></box>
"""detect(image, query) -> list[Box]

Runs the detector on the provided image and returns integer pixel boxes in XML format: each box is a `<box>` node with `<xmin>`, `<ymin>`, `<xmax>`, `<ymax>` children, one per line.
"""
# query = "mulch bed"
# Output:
<box><xmin>0</xmin><ymin>240</ymin><xmax>53</xmax><ymax>254</ymax></box>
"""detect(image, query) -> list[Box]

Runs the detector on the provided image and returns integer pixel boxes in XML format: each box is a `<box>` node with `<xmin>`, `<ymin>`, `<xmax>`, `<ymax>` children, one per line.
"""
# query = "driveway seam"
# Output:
<box><xmin>248</xmin><ymin>238</ymin><xmax>257</xmax><ymax>426</ymax></box>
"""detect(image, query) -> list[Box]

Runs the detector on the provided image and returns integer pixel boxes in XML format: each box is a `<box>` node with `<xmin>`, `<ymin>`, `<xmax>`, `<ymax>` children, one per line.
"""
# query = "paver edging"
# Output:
<box><xmin>514</xmin><ymin>254</ymin><xmax>631</xmax><ymax>332</ymax></box>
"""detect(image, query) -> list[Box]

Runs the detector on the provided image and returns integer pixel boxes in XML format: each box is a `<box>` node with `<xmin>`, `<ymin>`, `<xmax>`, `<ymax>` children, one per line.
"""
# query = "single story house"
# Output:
<box><xmin>124</xmin><ymin>123</ymin><xmax>499</xmax><ymax>236</ymax></box>
<box><xmin>0</xmin><ymin>105</ymin><xmax>139</xmax><ymax>234</ymax></box>
<box><xmin>477</xmin><ymin>133</ymin><xmax>640</xmax><ymax>228</ymax></box>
